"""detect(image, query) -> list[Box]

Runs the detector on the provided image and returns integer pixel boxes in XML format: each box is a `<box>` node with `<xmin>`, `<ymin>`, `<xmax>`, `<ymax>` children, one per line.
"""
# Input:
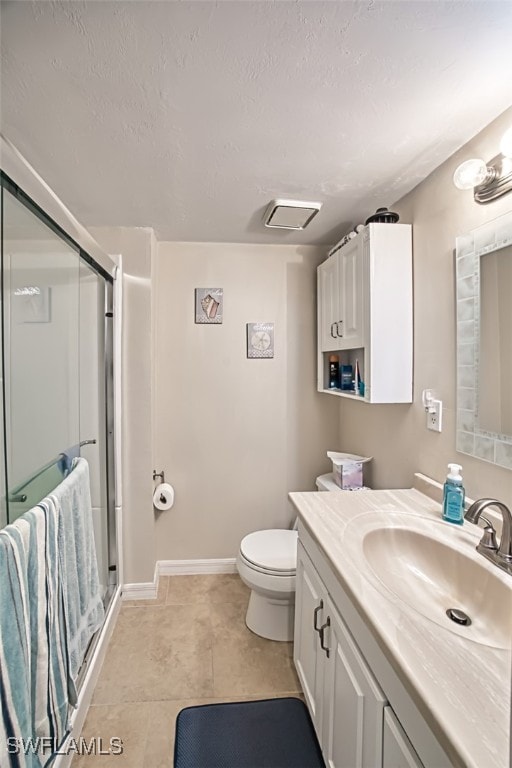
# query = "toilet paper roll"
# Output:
<box><xmin>153</xmin><ymin>483</ymin><xmax>175</xmax><ymax>511</ymax></box>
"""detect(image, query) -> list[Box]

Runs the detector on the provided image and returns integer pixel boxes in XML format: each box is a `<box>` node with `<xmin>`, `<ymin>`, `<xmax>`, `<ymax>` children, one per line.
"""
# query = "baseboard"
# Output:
<box><xmin>158</xmin><ymin>558</ymin><xmax>237</xmax><ymax>575</ymax></box>
<box><xmin>122</xmin><ymin>580</ymin><xmax>158</xmax><ymax>600</ymax></box>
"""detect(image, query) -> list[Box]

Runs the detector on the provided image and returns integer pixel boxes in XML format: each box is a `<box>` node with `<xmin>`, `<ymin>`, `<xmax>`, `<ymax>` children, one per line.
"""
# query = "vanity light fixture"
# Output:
<box><xmin>263</xmin><ymin>199</ymin><xmax>322</xmax><ymax>230</ymax></box>
<box><xmin>453</xmin><ymin>126</ymin><xmax>512</xmax><ymax>203</ymax></box>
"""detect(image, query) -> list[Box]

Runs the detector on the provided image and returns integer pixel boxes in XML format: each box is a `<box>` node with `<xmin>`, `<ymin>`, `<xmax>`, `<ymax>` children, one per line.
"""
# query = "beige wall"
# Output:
<box><xmin>337</xmin><ymin>106</ymin><xmax>512</xmax><ymax>507</ymax></box>
<box><xmin>89</xmin><ymin>226</ymin><xmax>156</xmax><ymax>583</ymax></box>
<box><xmin>153</xmin><ymin>242</ymin><xmax>339</xmax><ymax>560</ymax></box>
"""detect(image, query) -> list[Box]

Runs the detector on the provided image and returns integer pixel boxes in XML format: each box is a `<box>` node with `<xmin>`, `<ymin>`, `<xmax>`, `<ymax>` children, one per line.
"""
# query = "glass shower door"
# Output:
<box><xmin>0</xmin><ymin>181</ymin><xmax>116</xmax><ymax>607</ymax></box>
<box><xmin>2</xmin><ymin>187</ymin><xmax>80</xmax><ymax>522</ymax></box>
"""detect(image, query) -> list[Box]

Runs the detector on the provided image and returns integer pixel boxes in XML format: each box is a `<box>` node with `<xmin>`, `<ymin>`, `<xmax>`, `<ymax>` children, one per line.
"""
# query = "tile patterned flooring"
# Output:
<box><xmin>73</xmin><ymin>574</ymin><xmax>302</xmax><ymax>766</ymax></box>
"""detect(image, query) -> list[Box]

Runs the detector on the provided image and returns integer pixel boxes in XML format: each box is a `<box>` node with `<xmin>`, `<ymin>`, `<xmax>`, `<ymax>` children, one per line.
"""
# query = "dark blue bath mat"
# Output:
<box><xmin>174</xmin><ymin>697</ymin><xmax>325</xmax><ymax>768</ymax></box>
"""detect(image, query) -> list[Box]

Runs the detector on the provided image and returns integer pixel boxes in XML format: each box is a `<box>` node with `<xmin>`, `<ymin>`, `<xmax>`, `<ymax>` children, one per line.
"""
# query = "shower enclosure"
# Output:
<box><xmin>0</xmin><ymin>172</ymin><xmax>118</xmax><ymax>619</ymax></box>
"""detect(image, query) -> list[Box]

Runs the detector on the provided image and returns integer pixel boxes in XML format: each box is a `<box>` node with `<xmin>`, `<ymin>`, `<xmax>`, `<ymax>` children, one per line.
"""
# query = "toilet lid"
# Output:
<box><xmin>240</xmin><ymin>529</ymin><xmax>298</xmax><ymax>573</ymax></box>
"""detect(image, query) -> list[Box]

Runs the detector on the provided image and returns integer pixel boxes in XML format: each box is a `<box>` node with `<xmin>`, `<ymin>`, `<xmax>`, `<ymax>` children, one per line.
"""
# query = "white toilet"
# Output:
<box><xmin>236</xmin><ymin>473</ymin><xmax>345</xmax><ymax>642</ymax></box>
<box><xmin>236</xmin><ymin>528</ymin><xmax>298</xmax><ymax>642</ymax></box>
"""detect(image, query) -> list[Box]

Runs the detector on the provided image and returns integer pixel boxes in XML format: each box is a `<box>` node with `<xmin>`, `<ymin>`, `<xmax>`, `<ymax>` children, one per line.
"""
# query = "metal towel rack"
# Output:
<box><xmin>9</xmin><ymin>439</ymin><xmax>97</xmax><ymax>504</ymax></box>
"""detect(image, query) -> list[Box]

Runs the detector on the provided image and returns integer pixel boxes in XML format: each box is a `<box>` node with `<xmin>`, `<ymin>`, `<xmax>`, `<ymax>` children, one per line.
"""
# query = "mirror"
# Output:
<box><xmin>456</xmin><ymin>210</ymin><xmax>512</xmax><ymax>469</ymax></box>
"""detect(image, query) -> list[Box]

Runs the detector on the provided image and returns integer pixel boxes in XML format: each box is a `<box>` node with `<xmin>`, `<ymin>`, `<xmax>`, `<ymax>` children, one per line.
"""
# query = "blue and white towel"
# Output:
<box><xmin>42</xmin><ymin>457</ymin><xmax>105</xmax><ymax>704</ymax></box>
<box><xmin>0</xmin><ymin>457</ymin><xmax>105</xmax><ymax>766</ymax></box>
<box><xmin>0</xmin><ymin>504</ymin><xmax>69</xmax><ymax>767</ymax></box>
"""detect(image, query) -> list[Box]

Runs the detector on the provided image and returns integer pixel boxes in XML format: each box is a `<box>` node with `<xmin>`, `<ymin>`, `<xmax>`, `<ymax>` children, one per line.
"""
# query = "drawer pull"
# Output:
<box><xmin>319</xmin><ymin>617</ymin><xmax>331</xmax><ymax>658</ymax></box>
<box><xmin>313</xmin><ymin>600</ymin><xmax>324</xmax><ymax>633</ymax></box>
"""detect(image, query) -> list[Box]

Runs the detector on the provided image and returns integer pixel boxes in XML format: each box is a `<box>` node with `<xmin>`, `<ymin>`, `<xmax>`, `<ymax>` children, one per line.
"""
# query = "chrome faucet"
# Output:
<box><xmin>464</xmin><ymin>498</ymin><xmax>512</xmax><ymax>576</ymax></box>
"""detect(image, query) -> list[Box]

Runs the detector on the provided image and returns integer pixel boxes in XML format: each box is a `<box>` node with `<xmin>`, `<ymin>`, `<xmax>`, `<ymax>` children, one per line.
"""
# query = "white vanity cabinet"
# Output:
<box><xmin>294</xmin><ymin>536</ymin><xmax>438</xmax><ymax>768</ymax></box>
<box><xmin>383</xmin><ymin>708</ymin><xmax>424</xmax><ymax>768</ymax></box>
<box><xmin>295</xmin><ymin>542</ymin><xmax>387</xmax><ymax>768</ymax></box>
<box><xmin>317</xmin><ymin>223</ymin><xmax>412</xmax><ymax>403</ymax></box>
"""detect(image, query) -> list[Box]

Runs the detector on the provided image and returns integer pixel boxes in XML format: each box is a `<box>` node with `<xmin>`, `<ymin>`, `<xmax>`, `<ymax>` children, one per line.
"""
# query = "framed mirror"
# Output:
<box><xmin>456</xmin><ymin>210</ymin><xmax>512</xmax><ymax>469</ymax></box>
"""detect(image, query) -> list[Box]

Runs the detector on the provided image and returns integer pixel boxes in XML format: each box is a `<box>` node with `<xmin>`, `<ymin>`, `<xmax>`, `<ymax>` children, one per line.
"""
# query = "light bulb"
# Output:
<box><xmin>453</xmin><ymin>158</ymin><xmax>489</xmax><ymax>190</ymax></box>
<box><xmin>500</xmin><ymin>127</ymin><xmax>512</xmax><ymax>159</ymax></box>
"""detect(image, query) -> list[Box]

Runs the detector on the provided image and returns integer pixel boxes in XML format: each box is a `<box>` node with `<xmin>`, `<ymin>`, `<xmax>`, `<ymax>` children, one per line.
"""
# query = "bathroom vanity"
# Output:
<box><xmin>290</xmin><ymin>483</ymin><xmax>511</xmax><ymax>768</ymax></box>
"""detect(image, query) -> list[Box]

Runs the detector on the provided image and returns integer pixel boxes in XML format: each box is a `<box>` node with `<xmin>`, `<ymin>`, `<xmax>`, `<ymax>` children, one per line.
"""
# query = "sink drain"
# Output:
<box><xmin>446</xmin><ymin>608</ymin><xmax>472</xmax><ymax>626</ymax></box>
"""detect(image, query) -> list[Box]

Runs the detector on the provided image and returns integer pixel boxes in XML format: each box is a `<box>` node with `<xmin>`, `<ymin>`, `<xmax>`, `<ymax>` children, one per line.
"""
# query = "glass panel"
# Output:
<box><xmin>2</xmin><ymin>188</ymin><xmax>80</xmax><ymax>522</ymax></box>
<box><xmin>1</xmin><ymin>182</ymin><xmax>117</xmax><ymax>609</ymax></box>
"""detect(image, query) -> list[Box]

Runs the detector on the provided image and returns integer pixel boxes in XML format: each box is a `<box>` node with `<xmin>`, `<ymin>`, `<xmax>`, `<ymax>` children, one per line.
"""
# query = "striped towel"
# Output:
<box><xmin>44</xmin><ymin>457</ymin><xmax>104</xmax><ymax>704</ymax></box>
<box><xmin>0</xmin><ymin>504</ymin><xmax>69</xmax><ymax>768</ymax></box>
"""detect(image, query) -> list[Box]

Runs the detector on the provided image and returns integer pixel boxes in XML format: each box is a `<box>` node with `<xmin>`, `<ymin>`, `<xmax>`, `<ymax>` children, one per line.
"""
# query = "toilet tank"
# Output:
<box><xmin>315</xmin><ymin>473</ymin><xmax>342</xmax><ymax>491</ymax></box>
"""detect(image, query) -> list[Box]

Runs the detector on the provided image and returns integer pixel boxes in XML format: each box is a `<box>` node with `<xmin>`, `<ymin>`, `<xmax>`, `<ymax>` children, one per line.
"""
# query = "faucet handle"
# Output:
<box><xmin>478</xmin><ymin>516</ymin><xmax>499</xmax><ymax>551</ymax></box>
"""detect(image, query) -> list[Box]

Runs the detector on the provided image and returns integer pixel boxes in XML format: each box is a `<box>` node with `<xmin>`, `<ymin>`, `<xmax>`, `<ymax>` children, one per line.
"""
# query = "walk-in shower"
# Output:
<box><xmin>0</xmin><ymin>171</ymin><xmax>117</xmax><ymax>613</ymax></box>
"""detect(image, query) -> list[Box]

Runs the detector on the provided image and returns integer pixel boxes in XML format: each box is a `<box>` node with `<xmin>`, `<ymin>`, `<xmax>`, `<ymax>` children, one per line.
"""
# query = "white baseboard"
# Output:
<box><xmin>122</xmin><ymin>580</ymin><xmax>158</xmax><ymax>600</ymax></box>
<box><xmin>158</xmin><ymin>558</ymin><xmax>237</xmax><ymax>575</ymax></box>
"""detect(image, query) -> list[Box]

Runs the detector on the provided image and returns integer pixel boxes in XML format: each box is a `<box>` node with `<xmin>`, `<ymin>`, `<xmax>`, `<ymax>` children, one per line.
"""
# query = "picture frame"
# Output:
<box><xmin>247</xmin><ymin>322</ymin><xmax>274</xmax><ymax>359</ymax></box>
<box><xmin>195</xmin><ymin>288</ymin><xmax>223</xmax><ymax>324</ymax></box>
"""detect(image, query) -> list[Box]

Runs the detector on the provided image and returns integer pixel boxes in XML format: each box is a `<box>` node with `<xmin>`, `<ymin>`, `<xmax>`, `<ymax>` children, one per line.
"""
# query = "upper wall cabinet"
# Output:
<box><xmin>318</xmin><ymin>223</ymin><xmax>412</xmax><ymax>403</ymax></box>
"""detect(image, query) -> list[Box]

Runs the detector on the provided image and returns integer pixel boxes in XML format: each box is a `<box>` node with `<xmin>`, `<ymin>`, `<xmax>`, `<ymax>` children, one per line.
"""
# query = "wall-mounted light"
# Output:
<box><xmin>453</xmin><ymin>126</ymin><xmax>512</xmax><ymax>203</ymax></box>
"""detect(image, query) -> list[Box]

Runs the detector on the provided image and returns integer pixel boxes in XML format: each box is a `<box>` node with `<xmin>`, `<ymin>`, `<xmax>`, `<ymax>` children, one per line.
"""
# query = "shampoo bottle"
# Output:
<box><xmin>442</xmin><ymin>463</ymin><xmax>465</xmax><ymax>525</ymax></box>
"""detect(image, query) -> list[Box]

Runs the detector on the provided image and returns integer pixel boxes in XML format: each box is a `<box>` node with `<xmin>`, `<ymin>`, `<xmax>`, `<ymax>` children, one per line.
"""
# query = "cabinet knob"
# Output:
<box><xmin>313</xmin><ymin>600</ymin><xmax>324</xmax><ymax>633</ymax></box>
<box><xmin>319</xmin><ymin>617</ymin><xmax>331</xmax><ymax>658</ymax></box>
<box><xmin>336</xmin><ymin>321</ymin><xmax>343</xmax><ymax>337</ymax></box>
<box><xmin>330</xmin><ymin>322</ymin><xmax>337</xmax><ymax>338</ymax></box>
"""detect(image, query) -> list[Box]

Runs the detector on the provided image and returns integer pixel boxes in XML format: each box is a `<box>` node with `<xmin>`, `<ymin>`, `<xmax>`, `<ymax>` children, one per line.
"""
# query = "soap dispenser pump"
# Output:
<box><xmin>442</xmin><ymin>463</ymin><xmax>465</xmax><ymax>525</ymax></box>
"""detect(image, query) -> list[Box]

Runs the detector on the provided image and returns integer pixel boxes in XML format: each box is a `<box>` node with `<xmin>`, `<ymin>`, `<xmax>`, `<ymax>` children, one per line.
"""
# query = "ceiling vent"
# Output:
<box><xmin>263</xmin><ymin>199</ymin><xmax>322</xmax><ymax>230</ymax></box>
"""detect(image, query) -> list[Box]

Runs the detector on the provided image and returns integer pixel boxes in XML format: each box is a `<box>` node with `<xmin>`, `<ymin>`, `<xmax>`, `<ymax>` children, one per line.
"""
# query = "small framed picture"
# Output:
<box><xmin>195</xmin><ymin>288</ymin><xmax>223</xmax><ymax>324</ymax></box>
<box><xmin>247</xmin><ymin>322</ymin><xmax>274</xmax><ymax>359</ymax></box>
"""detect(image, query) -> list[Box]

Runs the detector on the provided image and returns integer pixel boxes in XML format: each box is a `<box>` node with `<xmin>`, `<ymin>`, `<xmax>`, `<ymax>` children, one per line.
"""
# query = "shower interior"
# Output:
<box><xmin>0</xmin><ymin>173</ymin><xmax>118</xmax><ymax>639</ymax></box>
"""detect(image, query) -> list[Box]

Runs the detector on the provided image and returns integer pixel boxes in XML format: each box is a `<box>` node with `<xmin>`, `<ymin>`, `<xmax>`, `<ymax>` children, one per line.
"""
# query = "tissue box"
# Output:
<box><xmin>327</xmin><ymin>451</ymin><xmax>371</xmax><ymax>490</ymax></box>
<box><xmin>333</xmin><ymin>460</ymin><xmax>363</xmax><ymax>489</ymax></box>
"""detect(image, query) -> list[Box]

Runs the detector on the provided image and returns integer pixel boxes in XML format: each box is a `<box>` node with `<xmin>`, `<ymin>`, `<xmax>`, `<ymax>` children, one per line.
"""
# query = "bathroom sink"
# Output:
<box><xmin>344</xmin><ymin>512</ymin><xmax>512</xmax><ymax>649</ymax></box>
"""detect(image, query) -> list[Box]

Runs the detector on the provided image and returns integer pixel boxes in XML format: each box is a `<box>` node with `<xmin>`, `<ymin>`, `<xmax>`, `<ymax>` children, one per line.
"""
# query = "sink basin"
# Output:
<box><xmin>344</xmin><ymin>512</ymin><xmax>512</xmax><ymax>649</ymax></box>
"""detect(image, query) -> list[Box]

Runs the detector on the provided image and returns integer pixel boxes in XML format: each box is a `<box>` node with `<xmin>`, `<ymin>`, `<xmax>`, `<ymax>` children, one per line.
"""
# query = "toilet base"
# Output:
<box><xmin>245</xmin><ymin>590</ymin><xmax>295</xmax><ymax>642</ymax></box>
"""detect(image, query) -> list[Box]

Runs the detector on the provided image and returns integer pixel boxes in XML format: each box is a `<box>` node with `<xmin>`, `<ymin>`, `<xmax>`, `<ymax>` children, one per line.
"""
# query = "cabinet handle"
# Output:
<box><xmin>336</xmin><ymin>321</ymin><xmax>343</xmax><ymax>337</ymax></box>
<box><xmin>330</xmin><ymin>322</ymin><xmax>337</xmax><ymax>338</ymax></box>
<box><xmin>319</xmin><ymin>617</ymin><xmax>330</xmax><ymax>658</ymax></box>
<box><xmin>313</xmin><ymin>600</ymin><xmax>324</xmax><ymax>633</ymax></box>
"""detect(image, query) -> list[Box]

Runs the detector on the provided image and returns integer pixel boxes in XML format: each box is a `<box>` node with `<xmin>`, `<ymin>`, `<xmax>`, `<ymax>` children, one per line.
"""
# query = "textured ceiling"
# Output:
<box><xmin>1</xmin><ymin>0</ymin><xmax>512</xmax><ymax>245</ymax></box>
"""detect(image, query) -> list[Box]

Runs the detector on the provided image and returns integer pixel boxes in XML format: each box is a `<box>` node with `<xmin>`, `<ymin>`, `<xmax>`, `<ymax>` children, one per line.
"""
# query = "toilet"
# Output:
<box><xmin>236</xmin><ymin>473</ymin><xmax>346</xmax><ymax>642</ymax></box>
<box><xmin>237</xmin><ymin>528</ymin><xmax>298</xmax><ymax>642</ymax></box>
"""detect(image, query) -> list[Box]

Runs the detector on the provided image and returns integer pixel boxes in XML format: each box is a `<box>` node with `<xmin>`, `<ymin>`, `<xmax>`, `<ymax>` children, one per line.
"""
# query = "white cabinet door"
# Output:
<box><xmin>294</xmin><ymin>543</ymin><xmax>326</xmax><ymax>738</ymax></box>
<box><xmin>322</xmin><ymin>597</ymin><xmax>386</xmax><ymax>768</ymax></box>
<box><xmin>383</xmin><ymin>708</ymin><xmax>424</xmax><ymax>768</ymax></box>
<box><xmin>337</xmin><ymin>237</ymin><xmax>364</xmax><ymax>350</ymax></box>
<box><xmin>318</xmin><ymin>255</ymin><xmax>341</xmax><ymax>351</ymax></box>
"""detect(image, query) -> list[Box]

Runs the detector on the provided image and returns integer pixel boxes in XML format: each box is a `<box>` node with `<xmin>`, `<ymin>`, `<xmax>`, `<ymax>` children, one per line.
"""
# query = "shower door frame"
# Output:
<box><xmin>0</xmin><ymin>169</ymin><xmax>119</xmax><ymax>618</ymax></box>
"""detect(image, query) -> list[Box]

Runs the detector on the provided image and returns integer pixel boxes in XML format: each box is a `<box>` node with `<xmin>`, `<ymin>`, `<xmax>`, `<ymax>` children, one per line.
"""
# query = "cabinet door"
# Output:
<box><xmin>383</xmin><ymin>708</ymin><xmax>424</xmax><ymax>768</ymax></box>
<box><xmin>294</xmin><ymin>544</ymin><xmax>326</xmax><ymax>738</ymax></box>
<box><xmin>318</xmin><ymin>255</ymin><xmax>341</xmax><ymax>351</ymax></box>
<box><xmin>322</xmin><ymin>598</ymin><xmax>386</xmax><ymax>768</ymax></box>
<box><xmin>337</xmin><ymin>237</ymin><xmax>364</xmax><ymax>350</ymax></box>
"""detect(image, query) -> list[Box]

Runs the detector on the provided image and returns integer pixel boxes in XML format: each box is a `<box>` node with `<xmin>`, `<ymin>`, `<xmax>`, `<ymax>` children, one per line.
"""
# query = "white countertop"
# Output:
<box><xmin>289</xmin><ymin>484</ymin><xmax>511</xmax><ymax>768</ymax></box>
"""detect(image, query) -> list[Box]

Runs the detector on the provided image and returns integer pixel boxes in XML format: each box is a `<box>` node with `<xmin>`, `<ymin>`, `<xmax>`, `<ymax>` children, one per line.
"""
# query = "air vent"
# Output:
<box><xmin>263</xmin><ymin>199</ymin><xmax>322</xmax><ymax>230</ymax></box>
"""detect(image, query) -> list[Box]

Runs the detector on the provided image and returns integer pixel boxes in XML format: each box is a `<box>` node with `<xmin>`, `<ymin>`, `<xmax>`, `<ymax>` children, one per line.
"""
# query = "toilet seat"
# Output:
<box><xmin>240</xmin><ymin>529</ymin><xmax>298</xmax><ymax>575</ymax></box>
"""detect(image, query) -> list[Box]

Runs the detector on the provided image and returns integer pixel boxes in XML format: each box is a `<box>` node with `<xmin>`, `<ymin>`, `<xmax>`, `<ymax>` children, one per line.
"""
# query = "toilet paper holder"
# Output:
<box><xmin>153</xmin><ymin>469</ymin><xmax>165</xmax><ymax>484</ymax></box>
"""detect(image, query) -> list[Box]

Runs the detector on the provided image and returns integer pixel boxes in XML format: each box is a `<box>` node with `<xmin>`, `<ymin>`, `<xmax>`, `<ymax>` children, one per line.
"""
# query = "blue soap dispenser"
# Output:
<box><xmin>442</xmin><ymin>463</ymin><xmax>465</xmax><ymax>525</ymax></box>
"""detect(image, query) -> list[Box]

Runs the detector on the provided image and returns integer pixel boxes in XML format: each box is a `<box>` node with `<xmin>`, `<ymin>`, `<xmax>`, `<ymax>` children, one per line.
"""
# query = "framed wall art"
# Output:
<box><xmin>195</xmin><ymin>288</ymin><xmax>223</xmax><ymax>324</ymax></box>
<box><xmin>247</xmin><ymin>322</ymin><xmax>274</xmax><ymax>359</ymax></box>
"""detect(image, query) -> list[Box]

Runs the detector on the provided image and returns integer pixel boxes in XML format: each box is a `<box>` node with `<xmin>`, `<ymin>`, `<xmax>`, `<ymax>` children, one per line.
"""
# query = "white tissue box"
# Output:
<box><xmin>327</xmin><ymin>451</ymin><xmax>371</xmax><ymax>490</ymax></box>
<box><xmin>333</xmin><ymin>461</ymin><xmax>362</xmax><ymax>489</ymax></box>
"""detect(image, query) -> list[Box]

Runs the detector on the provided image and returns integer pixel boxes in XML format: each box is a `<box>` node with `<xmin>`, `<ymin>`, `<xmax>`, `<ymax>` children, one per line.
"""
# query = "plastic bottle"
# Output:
<box><xmin>442</xmin><ymin>463</ymin><xmax>465</xmax><ymax>525</ymax></box>
<box><xmin>340</xmin><ymin>365</ymin><xmax>353</xmax><ymax>390</ymax></box>
<box><xmin>328</xmin><ymin>355</ymin><xmax>340</xmax><ymax>389</ymax></box>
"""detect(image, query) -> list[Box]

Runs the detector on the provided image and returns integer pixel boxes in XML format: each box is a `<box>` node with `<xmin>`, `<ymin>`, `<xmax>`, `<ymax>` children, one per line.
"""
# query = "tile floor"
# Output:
<box><xmin>73</xmin><ymin>574</ymin><xmax>302</xmax><ymax>767</ymax></box>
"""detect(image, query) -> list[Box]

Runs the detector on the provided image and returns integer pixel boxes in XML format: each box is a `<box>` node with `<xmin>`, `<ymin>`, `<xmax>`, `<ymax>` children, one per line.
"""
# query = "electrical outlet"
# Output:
<box><xmin>427</xmin><ymin>399</ymin><xmax>443</xmax><ymax>432</ymax></box>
